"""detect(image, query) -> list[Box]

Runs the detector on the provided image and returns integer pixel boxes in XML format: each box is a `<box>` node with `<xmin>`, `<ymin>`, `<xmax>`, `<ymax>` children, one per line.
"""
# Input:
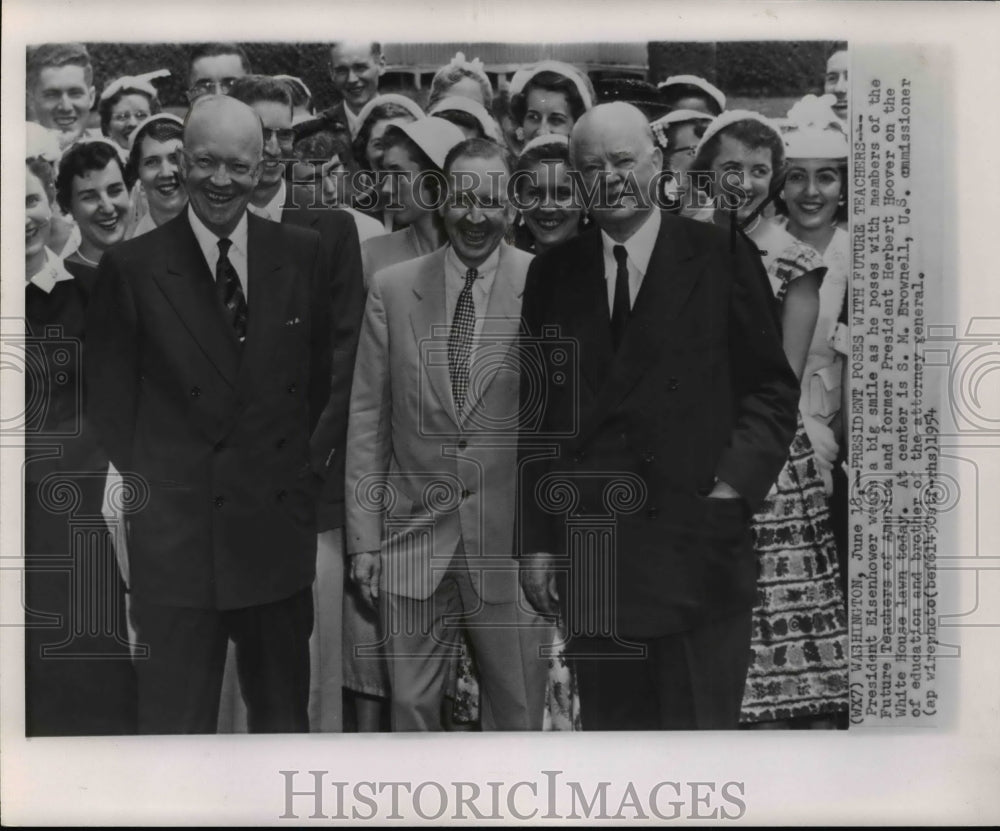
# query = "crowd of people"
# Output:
<box><xmin>23</xmin><ymin>39</ymin><xmax>852</xmax><ymax>735</ymax></box>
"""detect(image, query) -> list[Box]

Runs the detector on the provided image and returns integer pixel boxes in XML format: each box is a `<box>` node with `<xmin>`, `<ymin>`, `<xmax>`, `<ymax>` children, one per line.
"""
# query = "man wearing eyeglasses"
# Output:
<box><xmin>321</xmin><ymin>41</ymin><xmax>385</xmax><ymax>140</ymax></box>
<box><xmin>186</xmin><ymin>42</ymin><xmax>251</xmax><ymax>104</ymax></box>
<box><xmin>229</xmin><ymin>75</ymin><xmax>364</xmax><ymax>731</ymax></box>
<box><xmin>86</xmin><ymin>95</ymin><xmax>333</xmax><ymax>734</ymax></box>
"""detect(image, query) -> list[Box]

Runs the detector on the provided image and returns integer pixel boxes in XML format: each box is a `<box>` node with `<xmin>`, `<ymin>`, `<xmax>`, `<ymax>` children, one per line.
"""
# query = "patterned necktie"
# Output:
<box><xmin>448</xmin><ymin>267</ymin><xmax>479</xmax><ymax>413</ymax></box>
<box><xmin>216</xmin><ymin>238</ymin><xmax>248</xmax><ymax>344</ymax></box>
<box><xmin>611</xmin><ymin>244</ymin><xmax>630</xmax><ymax>350</ymax></box>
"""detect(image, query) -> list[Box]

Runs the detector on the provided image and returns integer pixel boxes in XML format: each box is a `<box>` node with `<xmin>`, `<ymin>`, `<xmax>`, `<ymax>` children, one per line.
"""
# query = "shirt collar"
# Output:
<box><xmin>249</xmin><ymin>179</ymin><xmax>287</xmax><ymax>223</ymax></box>
<box><xmin>344</xmin><ymin>105</ymin><xmax>361</xmax><ymax>135</ymax></box>
<box><xmin>26</xmin><ymin>248</ymin><xmax>74</xmax><ymax>293</ymax></box>
<box><xmin>601</xmin><ymin>209</ymin><xmax>661</xmax><ymax>275</ymax></box>
<box><xmin>188</xmin><ymin>204</ymin><xmax>249</xmax><ymax>258</ymax></box>
<box><xmin>445</xmin><ymin>242</ymin><xmax>501</xmax><ymax>284</ymax></box>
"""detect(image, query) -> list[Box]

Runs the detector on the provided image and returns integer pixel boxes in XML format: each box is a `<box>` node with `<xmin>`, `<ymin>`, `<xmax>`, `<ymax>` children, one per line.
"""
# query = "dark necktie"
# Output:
<box><xmin>611</xmin><ymin>244</ymin><xmax>631</xmax><ymax>350</ymax></box>
<box><xmin>448</xmin><ymin>267</ymin><xmax>479</xmax><ymax>413</ymax></box>
<box><xmin>216</xmin><ymin>238</ymin><xmax>247</xmax><ymax>344</ymax></box>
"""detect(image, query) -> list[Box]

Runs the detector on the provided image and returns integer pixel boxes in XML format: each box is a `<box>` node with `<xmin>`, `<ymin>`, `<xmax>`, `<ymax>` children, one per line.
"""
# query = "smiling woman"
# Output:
<box><xmin>126</xmin><ymin>113</ymin><xmax>186</xmax><ymax>237</ymax></box>
<box><xmin>512</xmin><ymin>133</ymin><xmax>585</xmax><ymax>255</ymax></box>
<box><xmin>56</xmin><ymin>139</ymin><xmax>135</xmax><ymax>285</ymax></box>
<box><xmin>99</xmin><ymin>70</ymin><xmax>168</xmax><ymax>152</ymax></box>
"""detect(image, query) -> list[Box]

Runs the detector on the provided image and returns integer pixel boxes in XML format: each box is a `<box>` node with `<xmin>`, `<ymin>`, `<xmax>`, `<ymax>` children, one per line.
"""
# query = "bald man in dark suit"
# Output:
<box><xmin>518</xmin><ymin>103</ymin><xmax>799</xmax><ymax>730</ymax></box>
<box><xmin>86</xmin><ymin>95</ymin><xmax>332</xmax><ymax>734</ymax></box>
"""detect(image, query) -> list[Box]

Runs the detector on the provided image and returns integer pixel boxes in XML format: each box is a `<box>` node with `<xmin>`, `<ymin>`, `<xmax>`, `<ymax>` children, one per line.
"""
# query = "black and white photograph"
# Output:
<box><xmin>2</xmin><ymin>0</ymin><xmax>998</xmax><ymax>825</ymax></box>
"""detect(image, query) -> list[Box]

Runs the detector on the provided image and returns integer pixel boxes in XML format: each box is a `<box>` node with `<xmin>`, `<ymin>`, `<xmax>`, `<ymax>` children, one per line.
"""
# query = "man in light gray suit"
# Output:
<box><xmin>345</xmin><ymin>138</ymin><xmax>551</xmax><ymax>731</ymax></box>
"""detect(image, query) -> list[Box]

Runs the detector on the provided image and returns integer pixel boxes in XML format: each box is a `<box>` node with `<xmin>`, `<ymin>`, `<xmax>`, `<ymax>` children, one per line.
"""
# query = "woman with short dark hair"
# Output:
<box><xmin>56</xmin><ymin>139</ymin><xmax>134</xmax><ymax>287</ymax></box>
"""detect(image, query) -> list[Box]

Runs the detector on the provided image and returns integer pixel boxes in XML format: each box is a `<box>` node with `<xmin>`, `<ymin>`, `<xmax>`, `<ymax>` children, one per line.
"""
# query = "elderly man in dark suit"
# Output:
<box><xmin>86</xmin><ymin>95</ymin><xmax>332</xmax><ymax>734</ymax></box>
<box><xmin>518</xmin><ymin>102</ymin><xmax>799</xmax><ymax>730</ymax></box>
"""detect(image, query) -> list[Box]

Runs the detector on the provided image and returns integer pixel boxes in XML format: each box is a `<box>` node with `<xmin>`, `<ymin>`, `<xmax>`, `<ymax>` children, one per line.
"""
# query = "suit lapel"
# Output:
<box><xmin>461</xmin><ymin>244</ymin><xmax>524</xmax><ymax>424</ymax></box>
<box><xmin>581</xmin><ymin>213</ymin><xmax>704</xmax><ymax>439</ymax></box>
<box><xmin>567</xmin><ymin>229</ymin><xmax>615</xmax><ymax>397</ymax></box>
<box><xmin>153</xmin><ymin>213</ymin><xmax>240</xmax><ymax>386</ymax></box>
<box><xmin>409</xmin><ymin>249</ymin><xmax>459</xmax><ymax>425</ymax></box>
<box><xmin>235</xmin><ymin>214</ymin><xmax>291</xmax><ymax>394</ymax></box>
<box><xmin>280</xmin><ymin>194</ymin><xmax>321</xmax><ymax>232</ymax></box>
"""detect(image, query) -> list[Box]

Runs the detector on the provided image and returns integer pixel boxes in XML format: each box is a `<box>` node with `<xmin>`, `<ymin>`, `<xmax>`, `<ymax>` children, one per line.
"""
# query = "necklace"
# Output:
<box><xmin>75</xmin><ymin>249</ymin><xmax>101</xmax><ymax>267</ymax></box>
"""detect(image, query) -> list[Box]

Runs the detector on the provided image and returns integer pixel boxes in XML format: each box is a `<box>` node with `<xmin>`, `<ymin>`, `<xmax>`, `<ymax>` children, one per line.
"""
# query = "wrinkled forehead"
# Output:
<box><xmin>186</xmin><ymin>113</ymin><xmax>263</xmax><ymax>159</ymax></box>
<box><xmin>572</xmin><ymin>119</ymin><xmax>652</xmax><ymax>160</ymax></box>
<box><xmin>448</xmin><ymin>155</ymin><xmax>510</xmax><ymax>193</ymax></box>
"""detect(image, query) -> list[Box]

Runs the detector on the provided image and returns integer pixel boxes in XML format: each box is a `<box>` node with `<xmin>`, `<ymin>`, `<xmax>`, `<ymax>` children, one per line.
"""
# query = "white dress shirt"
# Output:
<box><xmin>188</xmin><ymin>205</ymin><xmax>250</xmax><ymax>300</ymax></box>
<box><xmin>600</xmin><ymin>209</ymin><xmax>662</xmax><ymax>314</ymax></box>
<box><xmin>248</xmin><ymin>179</ymin><xmax>287</xmax><ymax>223</ymax></box>
<box><xmin>344</xmin><ymin>105</ymin><xmax>361</xmax><ymax>138</ymax></box>
<box><xmin>444</xmin><ymin>244</ymin><xmax>500</xmax><ymax>337</ymax></box>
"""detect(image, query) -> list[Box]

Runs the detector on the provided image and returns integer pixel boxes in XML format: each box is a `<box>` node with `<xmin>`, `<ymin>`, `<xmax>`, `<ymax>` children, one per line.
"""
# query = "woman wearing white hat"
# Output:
<box><xmin>351</xmin><ymin>93</ymin><xmax>424</xmax><ymax>226</ymax></box>
<box><xmin>650</xmin><ymin>108</ymin><xmax>713</xmax><ymax>215</ymax></box>
<box><xmin>508</xmin><ymin>61</ymin><xmax>595</xmax><ymax>145</ymax></box>
<box><xmin>98</xmin><ymin>70</ymin><xmax>168</xmax><ymax>153</ymax></box>
<box><xmin>657</xmin><ymin>74</ymin><xmax>726</xmax><ymax>117</ymax></box>
<box><xmin>692</xmin><ymin>109</ymin><xmax>849</xmax><ymax>728</ymax></box>
<box><xmin>778</xmin><ymin>95</ymin><xmax>850</xmax><ymax>497</ymax></box>
<box><xmin>427</xmin><ymin>52</ymin><xmax>493</xmax><ymax>110</ymax></box>
<box><xmin>427</xmin><ymin>96</ymin><xmax>504</xmax><ymax>144</ymax></box>
<box><xmin>361</xmin><ymin>117</ymin><xmax>465</xmax><ymax>285</ymax></box>
<box><xmin>125</xmin><ymin>113</ymin><xmax>187</xmax><ymax>239</ymax></box>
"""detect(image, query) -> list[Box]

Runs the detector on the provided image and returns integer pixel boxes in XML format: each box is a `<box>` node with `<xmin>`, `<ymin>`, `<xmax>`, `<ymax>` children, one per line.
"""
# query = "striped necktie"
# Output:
<box><xmin>216</xmin><ymin>238</ymin><xmax>247</xmax><ymax>344</ymax></box>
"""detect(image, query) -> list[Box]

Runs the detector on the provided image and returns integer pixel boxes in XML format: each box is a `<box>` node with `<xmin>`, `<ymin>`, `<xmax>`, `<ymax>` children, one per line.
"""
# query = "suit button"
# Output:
<box><xmin>190</xmin><ymin>386</ymin><xmax>202</xmax><ymax>398</ymax></box>
<box><xmin>647</xmin><ymin>507</ymin><xmax>659</xmax><ymax>519</ymax></box>
<box><xmin>276</xmin><ymin>490</ymin><xmax>287</xmax><ymax>503</ymax></box>
<box><xmin>287</xmin><ymin>384</ymin><xmax>297</xmax><ymax>394</ymax></box>
<box><xmin>275</xmin><ymin>438</ymin><xmax>287</xmax><ymax>449</ymax></box>
<box><xmin>667</xmin><ymin>378</ymin><xmax>679</xmax><ymax>391</ymax></box>
<box><xmin>214</xmin><ymin>496</ymin><xmax>225</xmax><ymax>508</ymax></box>
<box><xmin>457</xmin><ymin>439</ymin><xmax>468</xmax><ymax>450</ymax></box>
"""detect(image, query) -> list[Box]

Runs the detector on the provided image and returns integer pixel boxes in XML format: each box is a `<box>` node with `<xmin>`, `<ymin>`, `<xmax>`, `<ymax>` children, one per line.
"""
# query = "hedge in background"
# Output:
<box><xmin>84</xmin><ymin>42</ymin><xmax>339</xmax><ymax>110</ymax></box>
<box><xmin>649</xmin><ymin>40</ymin><xmax>836</xmax><ymax>98</ymax></box>
<box><xmin>82</xmin><ymin>40</ymin><xmax>836</xmax><ymax>111</ymax></box>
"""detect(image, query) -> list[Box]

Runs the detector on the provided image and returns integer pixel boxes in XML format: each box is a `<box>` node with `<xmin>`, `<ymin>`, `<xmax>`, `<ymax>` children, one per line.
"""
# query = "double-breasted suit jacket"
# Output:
<box><xmin>345</xmin><ymin>242</ymin><xmax>534</xmax><ymax>603</ymax></box>
<box><xmin>518</xmin><ymin>212</ymin><xmax>799</xmax><ymax>638</ymax></box>
<box><xmin>279</xmin><ymin>196</ymin><xmax>364</xmax><ymax>531</ymax></box>
<box><xmin>85</xmin><ymin>211</ymin><xmax>332</xmax><ymax>611</ymax></box>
